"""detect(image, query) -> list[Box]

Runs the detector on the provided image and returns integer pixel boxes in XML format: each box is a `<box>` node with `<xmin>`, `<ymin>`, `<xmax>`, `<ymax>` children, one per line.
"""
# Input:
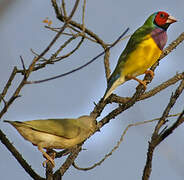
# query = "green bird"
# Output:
<box><xmin>4</xmin><ymin>115</ymin><xmax>96</xmax><ymax>167</ymax></box>
<box><xmin>104</xmin><ymin>11</ymin><xmax>177</xmax><ymax>100</ymax></box>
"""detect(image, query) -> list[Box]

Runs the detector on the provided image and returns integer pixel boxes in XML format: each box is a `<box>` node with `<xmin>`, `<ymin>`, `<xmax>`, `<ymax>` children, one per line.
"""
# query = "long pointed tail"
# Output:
<box><xmin>103</xmin><ymin>75</ymin><xmax>125</xmax><ymax>100</ymax></box>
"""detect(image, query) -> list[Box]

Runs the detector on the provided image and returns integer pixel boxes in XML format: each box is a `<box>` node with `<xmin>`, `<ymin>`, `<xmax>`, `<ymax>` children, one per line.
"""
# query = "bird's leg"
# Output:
<box><xmin>126</xmin><ymin>75</ymin><xmax>148</xmax><ymax>90</ymax></box>
<box><xmin>38</xmin><ymin>146</ymin><xmax>55</xmax><ymax>167</ymax></box>
<box><xmin>144</xmin><ymin>70</ymin><xmax>154</xmax><ymax>79</ymax></box>
<box><xmin>46</xmin><ymin>149</ymin><xmax>56</xmax><ymax>160</ymax></box>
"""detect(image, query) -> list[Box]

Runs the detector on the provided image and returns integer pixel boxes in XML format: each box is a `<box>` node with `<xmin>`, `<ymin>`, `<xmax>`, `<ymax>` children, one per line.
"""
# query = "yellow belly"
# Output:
<box><xmin>122</xmin><ymin>34</ymin><xmax>162</xmax><ymax>77</ymax></box>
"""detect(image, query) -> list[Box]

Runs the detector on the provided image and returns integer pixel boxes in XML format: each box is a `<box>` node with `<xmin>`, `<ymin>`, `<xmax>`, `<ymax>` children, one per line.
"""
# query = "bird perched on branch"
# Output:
<box><xmin>4</xmin><ymin>115</ymin><xmax>96</xmax><ymax>167</ymax></box>
<box><xmin>103</xmin><ymin>11</ymin><xmax>177</xmax><ymax>100</ymax></box>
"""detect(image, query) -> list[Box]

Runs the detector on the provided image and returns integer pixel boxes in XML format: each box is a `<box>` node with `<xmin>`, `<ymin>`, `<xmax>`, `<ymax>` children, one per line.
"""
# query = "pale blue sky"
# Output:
<box><xmin>0</xmin><ymin>0</ymin><xmax>184</xmax><ymax>179</ymax></box>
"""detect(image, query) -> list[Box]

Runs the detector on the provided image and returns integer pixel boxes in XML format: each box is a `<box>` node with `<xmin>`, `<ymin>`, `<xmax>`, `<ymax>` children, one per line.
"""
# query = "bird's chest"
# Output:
<box><xmin>122</xmin><ymin>34</ymin><xmax>162</xmax><ymax>77</ymax></box>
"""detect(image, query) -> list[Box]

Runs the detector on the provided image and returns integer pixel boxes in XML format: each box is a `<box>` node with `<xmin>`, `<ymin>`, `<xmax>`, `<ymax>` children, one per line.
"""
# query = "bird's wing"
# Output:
<box><xmin>15</xmin><ymin>119</ymin><xmax>80</xmax><ymax>139</ymax></box>
<box><xmin>104</xmin><ymin>25</ymin><xmax>154</xmax><ymax>100</ymax></box>
<box><xmin>109</xmin><ymin>25</ymin><xmax>154</xmax><ymax>81</ymax></box>
<box><xmin>117</xmin><ymin>25</ymin><xmax>154</xmax><ymax>68</ymax></box>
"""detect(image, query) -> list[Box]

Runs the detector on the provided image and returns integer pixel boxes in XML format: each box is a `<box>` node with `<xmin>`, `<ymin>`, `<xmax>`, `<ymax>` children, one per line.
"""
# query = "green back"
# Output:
<box><xmin>114</xmin><ymin>13</ymin><xmax>157</xmax><ymax>73</ymax></box>
<box><xmin>18</xmin><ymin>119</ymin><xmax>81</xmax><ymax>139</ymax></box>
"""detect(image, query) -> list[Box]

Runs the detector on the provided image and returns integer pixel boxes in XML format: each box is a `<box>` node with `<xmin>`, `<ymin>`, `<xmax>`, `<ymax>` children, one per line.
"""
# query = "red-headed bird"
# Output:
<box><xmin>103</xmin><ymin>11</ymin><xmax>177</xmax><ymax>100</ymax></box>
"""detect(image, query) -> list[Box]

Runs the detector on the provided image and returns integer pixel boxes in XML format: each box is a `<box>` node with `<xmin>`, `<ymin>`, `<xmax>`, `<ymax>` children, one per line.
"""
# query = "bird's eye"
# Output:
<box><xmin>160</xmin><ymin>13</ymin><xmax>165</xmax><ymax>18</ymax></box>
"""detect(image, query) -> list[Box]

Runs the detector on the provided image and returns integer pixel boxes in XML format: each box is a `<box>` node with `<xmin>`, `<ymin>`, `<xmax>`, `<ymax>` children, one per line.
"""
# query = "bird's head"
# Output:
<box><xmin>145</xmin><ymin>11</ymin><xmax>177</xmax><ymax>31</ymax></box>
<box><xmin>154</xmin><ymin>11</ymin><xmax>177</xmax><ymax>30</ymax></box>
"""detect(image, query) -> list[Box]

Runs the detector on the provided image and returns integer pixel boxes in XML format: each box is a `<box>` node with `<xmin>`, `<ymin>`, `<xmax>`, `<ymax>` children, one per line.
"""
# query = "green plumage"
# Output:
<box><xmin>103</xmin><ymin>11</ymin><xmax>176</xmax><ymax>100</ymax></box>
<box><xmin>111</xmin><ymin>13</ymin><xmax>157</xmax><ymax>79</ymax></box>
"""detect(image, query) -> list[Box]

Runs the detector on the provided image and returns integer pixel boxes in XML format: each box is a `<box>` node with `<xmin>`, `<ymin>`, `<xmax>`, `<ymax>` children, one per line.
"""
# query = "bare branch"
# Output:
<box><xmin>73</xmin><ymin>113</ymin><xmax>181</xmax><ymax>171</ymax></box>
<box><xmin>26</xmin><ymin>28</ymin><xmax>129</xmax><ymax>84</ymax></box>
<box><xmin>109</xmin><ymin>72</ymin><xmax>184</xmax><ymax>104</ymax></box>
<box><xmin>82</xmin><ymin>0</ymin><xmax>86</xmax><ymax>32</ymax></box>
<box><xmin>0</xmin><ymin>1</ymin><xmax>80</xmax><ymax>179</ymax></box>
<box><xmin>158</xmin><ymin>109</ymin><xmax>184</xmax><ymax>143</ymax></box>
<box><xmin>0</xmin><ymin>129</ymin><xmax>44</xmax><ymax>180</ymax></box>
<box><xmin>0</xmin><ymin>67</ymin><xmax>17</xmax><ymax>104</ymax></box>
<box><xmin>61</xmin><ymin>0</ymin><xmax>67</xmax><ymax>17</ymax></box>
<box><xmin>142</xmin><ymin>79</ymin><xmax>184</xmax><ymax>180</ymax></box>
<box><xmin>155</xmin><ymin>79</ymin><xmax>184</xmax><ymax>135</ymax></box>
<box><xmin>53</xmin><ymin>146</ymin><xmax>81</xmax><ymax>179</ymax></box>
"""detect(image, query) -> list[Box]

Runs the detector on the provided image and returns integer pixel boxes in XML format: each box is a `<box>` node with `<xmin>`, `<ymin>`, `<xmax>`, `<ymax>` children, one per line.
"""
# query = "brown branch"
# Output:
<box><xmin>1</xmin><ymin>1</ymin><xmax>184</xmax><ymax>180</ymax></box>
<box><xmin>73</xmin><ymin>118</ymin><xmax>159</xmax><ymax>171</ymax></box>
<box><xmin>45</xmin><ymin>150</ymin><xmax>57</xmax><ymax>180</ymax></box>
<box><xmin>53</xmin><ymin>146</ymin><xmax>81</xmax><ymax>179</ymax></box>
<box><xmin>0</xmin><ymin>129</ymin><xmax>45</xmax><ymax>180</ymax></box>
<box><xmin>61</xmin><ymin>0</ymin><xmax>67</xmax><ymax>17</ymax></box>
<box><xmin>159</xmin><ymin>32</ymin><xmax>184</xmax><ymax>60</ymax></box>
<box><xmin>150</xmin><ymin>32</ymin><xmax>184</xmax><ymax>72</ymax></box>
<box><xmin>67</xmin><ymin>24</ymin><xmax>97</xmax><ymax>43</ymax></box>
<box><xmin>23</xmin><ymin>35</ymin><xmax>85</xmax><ymax>73</ymax></box>
<box><xmin>54</xmin><ymin>36</ymin><xmax>84</xmax><ymax>61</ymax></box>
<box><xmin>98</xmin><ymin>85</ymin><xmax>145</xmax><ymax>129</ymax></box>
<box><xmin>73</xmin><ymin>113</ymin><xmax>181</xmax><ymax>171</ymax></box>
<box><xmin>142</xmin><ymin>79</ymin><xmax>184</xmax><ymax>180</ymax></box>
<box><xmin>154</xmin><ymin>79</ymin><xmax>184</xmax><ymax>134</ymax></box>
<box><xmin>158</xmin><ymin>109</ymin><xmax>184</xmax><ymax>143</ymax></box>
<box><xmin>0</xmin><ymin>67</ymin><xmax>17</xmax><ymax>104</ymax></box>
<box><xmin>81</xmin><ymin>0</ymin><xmax>86</xmax><ymax>32</ymax></box>
<box><xmin>44</xmin><ymin>24</ymin><xmax>98</xmax><ymax>43</ymax></box>
<box><xmin>0</xmin><ymin>0</ymin><xmax>78</xmax><ymax>119</ymax></box>
<box><xmin>109</xmin><ymin>72</ymin><xmax>184</xmax><ymax>104</ymax></box>
<box><xmin>104</xmin><ymin>31</ymin><xmax>184</xmax><ymax>104</ymax></box>
<box><xmin>26</xmin><ymin>28</ymin><xmax>129</xmax><ymax>84</ymax></box>
<box><xmin>0</xmin><ymin>1</ymin><xmax>80</xmax><ymax>180</ymax></box>
<box><xmin>51</xmin><ymin>0</ymin><xmax>107</xmax><ymax>48</ymax></box>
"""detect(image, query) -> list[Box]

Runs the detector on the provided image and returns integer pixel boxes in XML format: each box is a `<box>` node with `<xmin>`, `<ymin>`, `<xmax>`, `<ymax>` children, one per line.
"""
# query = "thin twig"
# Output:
<box><xmin>0</xmin><ymin>67</ymin><xmax>17</xmax><ymax>104</ymax></box>
<box><xmin>61</xmin><ymin>0</ymin><xmax>67</xmax><ymax>17</ymax></box>
<box><xmin>155</xmin><ymin>79</ymin><xmax>184</xmax><ymax>135</ymax></box>
<box><xmin>0</xmin><ymin>94</ymin><xmax>7</xmax><ymax>107</ymax></box>
<box><xmin>53</xmin><ymin>147</ymin><xmax>81</xmax><ymax>179</ymax></box>
<box><xmin>0</xmin><ymin>129</ymin><xmax>45</xmax><ymax>180</ymax></box>
<box><xmin>158</xmin><ymin>109</ymin><xmax>184</xmax><ymax>143</ymax></box>
<box><xmin>55</xmin><ymin>37</ymin><xmax>84</xmax><ymax>61</ymax></box>
<box><xmin>51</xmin><ymin>0</ymin><xmax>106</xmax><ymax>47</ymax></box>
<box><xmin>0</xmin><ymin>1</ymin><xmax>80</xmax><ymax>179</ymax></box>
<box><xmin>82</xmin><ymin>0</ymin><xmax>86</xmax><ymax>32</ymax></box>
<box><xmin>73</xmin><ymin>113</ymin><xmax>181</xmax><ymax>171</ymax></box>
<box><xmin>109</xmin><ymin>72</ymin><xmax>184</xmax><ymax>104</ymax></box>
<box><xmin>142</xmin><ymin>79</ymin><xmax>184</xmax><ymax>180</ymax></box>
<box><xmin>26</xmin><ymin>28</ymin><xmax>129</xmax><ymax>84</ymax></box>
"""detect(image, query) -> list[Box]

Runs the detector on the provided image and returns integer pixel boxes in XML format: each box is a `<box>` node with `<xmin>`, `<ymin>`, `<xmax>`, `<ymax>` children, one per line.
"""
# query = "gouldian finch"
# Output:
<box><xmin>4</xmin><ymin>115</ymin><xmax>96</xmax><ymax>167</ymax></box>
<box><xmin>104</xmin><ymin>11</ymin><xmax>177</xmax><ymax>100</ymax></box>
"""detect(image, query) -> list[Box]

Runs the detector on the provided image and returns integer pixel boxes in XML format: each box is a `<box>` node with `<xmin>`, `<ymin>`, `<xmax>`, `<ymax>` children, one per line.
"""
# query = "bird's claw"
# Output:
<box><xmin>144</xmin><ymin>70</ymin><xmax>154</xmax><ymax>79</ymax></box>
<box><xmin>139</xmin><ymin>80</ymin><xmax>149</xmax><ymax>90</ymax></box>
<box><xmin>42</xmin><ymin>158</ymin><xmax>55</xmax><ymax>168</ymax></box>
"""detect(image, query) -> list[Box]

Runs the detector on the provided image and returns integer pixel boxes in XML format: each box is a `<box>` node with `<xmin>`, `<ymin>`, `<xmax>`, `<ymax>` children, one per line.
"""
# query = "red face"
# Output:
<box><xmin>155</xmin><ymin>11</ymin><xmax>169</xmax><ymax>26</ymax></box>
<box><xmin>154</xmin><ymin>11</ymin><xmax>177</xmax><ymax>27</ymax></box>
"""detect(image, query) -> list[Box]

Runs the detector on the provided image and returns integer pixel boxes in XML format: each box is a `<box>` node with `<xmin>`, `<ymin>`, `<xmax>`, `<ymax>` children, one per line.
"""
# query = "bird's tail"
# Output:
<box><xmin>4</xmin><ymin>120</ymin><xmax>21</xmax><ymax>127</ymax></box>
<box><xmin>103</xmin><ymin>74</ymin><xmax>125</xmax><ymax>100</ymax></box>
<box><xmin>4</xmin><ymin>120</ymin><xmax>12</xmax><ymax>124</ymax></box>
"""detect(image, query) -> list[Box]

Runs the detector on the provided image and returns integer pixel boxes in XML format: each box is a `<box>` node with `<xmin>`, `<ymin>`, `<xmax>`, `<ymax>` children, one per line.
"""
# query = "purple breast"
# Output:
<box><xmin>151</xmin><ymin>28</ymin><xmax>167</xmax><ymax>50</ymax></box>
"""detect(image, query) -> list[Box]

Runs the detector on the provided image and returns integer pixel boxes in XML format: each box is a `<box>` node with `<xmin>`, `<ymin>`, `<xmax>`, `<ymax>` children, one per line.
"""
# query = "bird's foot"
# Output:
<box><xmin>38</xmin><ymin>147</ymin><xmax>56</xmax><ymax>168</ymax></box>
<box><xmin>42</xmin><ymin>158</ymin><xmax>55</xmax><ymax>168</ymax></box>
<box><xmin>127</xmin><ymin>75</ymin><xmax>148</xmax><ymax>90</ymax></box>
<box><xmin>137</xmin><ymin>79</ymin><xmax>149</xmax><ymax>90</ymax></box>
<box><xmin>144</xmin><ymin>70</ymin><xmax>154</xmax><ymax>79</ymax></box>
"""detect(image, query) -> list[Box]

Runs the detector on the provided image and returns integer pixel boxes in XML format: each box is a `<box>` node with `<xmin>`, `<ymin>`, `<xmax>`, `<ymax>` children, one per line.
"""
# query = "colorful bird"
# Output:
<box><xmin>4</xmin><ymin>115</ymin><xmax>96</xmax><ymax>167</ymax></box>
<box><xmin>103</xmin><ymin>11</ymin><xmax>177</xmax><ymax>100</ymax></box>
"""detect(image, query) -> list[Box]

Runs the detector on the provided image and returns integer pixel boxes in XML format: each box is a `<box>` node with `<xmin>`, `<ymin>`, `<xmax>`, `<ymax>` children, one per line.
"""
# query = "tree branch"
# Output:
<box><xmin>0</xmin><ymin>129</ymin><xmax>45</xmax><ymax>180</ymax></box>
<box><xmin>142</xmin><ymin>79</ymin><xmax>184</xmax><ymax>180</ymax></box>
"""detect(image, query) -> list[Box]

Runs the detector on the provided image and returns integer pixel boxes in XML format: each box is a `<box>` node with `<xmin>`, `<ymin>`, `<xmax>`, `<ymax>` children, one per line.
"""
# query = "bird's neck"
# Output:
<box><xmin>151</xmin><ymin>28</ymin><xmax>167</xmax><ymax>50</ymax></box>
